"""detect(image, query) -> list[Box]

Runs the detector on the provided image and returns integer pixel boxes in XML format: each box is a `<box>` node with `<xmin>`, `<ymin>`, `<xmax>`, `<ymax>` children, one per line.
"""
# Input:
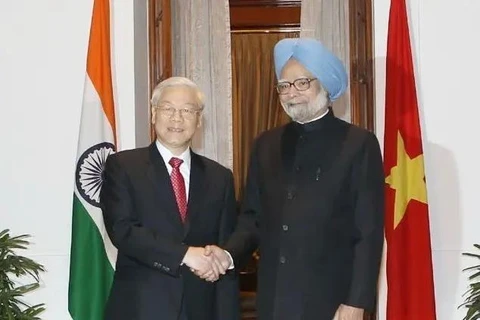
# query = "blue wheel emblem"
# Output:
<box><xmin>75</xmin><ymin>142</ymin><xmax>115</xmax><ymax>207</ymax></box>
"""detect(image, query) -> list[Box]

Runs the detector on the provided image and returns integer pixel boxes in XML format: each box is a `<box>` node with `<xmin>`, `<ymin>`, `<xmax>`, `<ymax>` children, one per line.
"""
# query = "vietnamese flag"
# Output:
<box><xmin>384</xmin><ymin>0</ymin><xmax>437</xmax><ymax>319</ymax></box>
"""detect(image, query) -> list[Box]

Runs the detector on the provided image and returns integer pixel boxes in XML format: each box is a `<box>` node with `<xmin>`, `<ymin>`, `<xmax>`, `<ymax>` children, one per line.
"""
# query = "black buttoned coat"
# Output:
<box><xmin>225</xmin><ymin>111</ymin><xmax>385</xmax><ymax>320</ymax></box>
<box><xmin>100</xmin><ymin>143</ymin><xmax>240</xmax><ymax>320</ymax></box>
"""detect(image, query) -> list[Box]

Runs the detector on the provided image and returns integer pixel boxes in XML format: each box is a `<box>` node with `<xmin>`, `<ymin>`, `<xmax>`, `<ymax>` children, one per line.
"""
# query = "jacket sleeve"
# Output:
<box><xmin>215</xmin><ymin>170</ymin><xmax>240</xmax><ymax>320</ymax></box>
<box><xmin>345</xmin><ymin>132</ymin><xmax>385</xmax><ymax>311</ymax></box>
<box><xmin>224</xmin><ymin>139</ymin><xmax>261</xmax><ymax>270</ymax></box>
<box><xmin>100</xmin><ymin>155</ymin><xmax>188</xmax><ymax>276</ymax></box>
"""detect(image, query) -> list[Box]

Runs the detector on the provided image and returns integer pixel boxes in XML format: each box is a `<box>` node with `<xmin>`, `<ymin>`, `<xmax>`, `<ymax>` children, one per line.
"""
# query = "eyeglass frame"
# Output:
<box><xmin>154</xmin><ymin>105</ymin><xmax>202</xmax><ymax>120</ymax></box>
<box><xmin>275</xmin><ymin>77</ymin><xmax>318</xmax><ymax>94</ymax></box>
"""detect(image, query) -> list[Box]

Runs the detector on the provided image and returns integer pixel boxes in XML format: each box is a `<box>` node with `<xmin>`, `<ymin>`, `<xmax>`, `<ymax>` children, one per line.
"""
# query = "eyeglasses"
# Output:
<box><xmin>275</xmin><ymin>78</ymin><xmax>317</xmax><ymax>95</ymax></box>
<box><xmin>155</xmin><ymin>106</ymin><xmax>201</xmax><ymax>120</ymax></box>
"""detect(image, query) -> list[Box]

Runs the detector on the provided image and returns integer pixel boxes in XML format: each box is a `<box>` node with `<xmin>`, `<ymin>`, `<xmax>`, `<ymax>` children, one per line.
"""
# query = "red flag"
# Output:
<box><xmin>384</xmin><ymin>0</ymin><xmax>437</xmax><ymax>319</ymax></box>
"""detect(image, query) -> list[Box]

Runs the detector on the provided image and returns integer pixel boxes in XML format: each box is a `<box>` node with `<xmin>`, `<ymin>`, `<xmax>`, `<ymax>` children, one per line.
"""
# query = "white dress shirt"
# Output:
<box><xmin>155</xmin><ymin>140</ymin><xmax>191</xmax><ymax>201</ymax></box>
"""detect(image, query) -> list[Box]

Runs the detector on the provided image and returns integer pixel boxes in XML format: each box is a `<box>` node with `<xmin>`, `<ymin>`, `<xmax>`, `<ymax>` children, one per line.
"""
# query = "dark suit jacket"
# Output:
<box><xmin>100</xmin><ymin>143</ymin><xmax>240</xmax><ymax>320</ymax></box>
<box><xmin>225</xmin><ymin>111</ymin><xmax>385</xmax><ymax>320</ymax></box>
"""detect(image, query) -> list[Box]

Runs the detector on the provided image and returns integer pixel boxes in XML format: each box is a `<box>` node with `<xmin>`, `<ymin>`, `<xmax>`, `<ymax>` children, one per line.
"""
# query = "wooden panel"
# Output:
<box><xmin>148</xmin><ymin>0</ymin><xmax>172</xmax><ymax>91</ymax></box>
<box><xmin>230</xmin><ymin>0</ymin><xmax>300</xmax><ymax>7</ymax></box>
<box><xmin>349</xmin><ymin>0</ymin><xmax>375</xmax><ymax>132</ymax></box>
<box><xmin>230</xmin><ymin>6</ymin><xmax>300</xmax><ymax>29</ymax></box>
<box><xmin>148</xmin><ymin>0</ymin><xmax>172</xmax><ymax>140</ymax></box>
<box><xmin>240</xmin><ymin>291</ymin><xmax>257</xmax><ymax>319</ymax></box>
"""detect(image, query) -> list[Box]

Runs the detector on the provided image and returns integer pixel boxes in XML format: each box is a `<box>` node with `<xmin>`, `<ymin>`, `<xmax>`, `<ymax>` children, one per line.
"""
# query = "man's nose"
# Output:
<box><xmin>170</xmin><ymin>110</ymin><xmax>183</xmax><ymax>121</ymax></box>
<box><xmin>287</xmin><ymin>86</ymin><xmax>299</xmax><ymax>97</ymax></box>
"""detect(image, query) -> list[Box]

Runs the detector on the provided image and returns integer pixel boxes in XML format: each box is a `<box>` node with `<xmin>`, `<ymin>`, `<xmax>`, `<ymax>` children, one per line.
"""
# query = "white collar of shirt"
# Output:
<box><xmin>295</xmin><ymin>108</ymin><xmax>329</xmax><ymax>124</ymax></box>
<box><xmin>155</xmin><ymin>140</ymin><xmax>191</xmax><ymax>170</ymax></box>
<box><xmin>155</xmin><ymin>140</ymin><xmax>191</xmax><ymax>198</ymax></box>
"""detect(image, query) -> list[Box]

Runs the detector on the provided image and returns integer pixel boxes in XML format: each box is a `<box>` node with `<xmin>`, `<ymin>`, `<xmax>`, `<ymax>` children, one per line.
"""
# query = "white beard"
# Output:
<box><xmin>280</xmin><ymin>89</ymin><xmax>329</xmax><ymax>123</ymax></box>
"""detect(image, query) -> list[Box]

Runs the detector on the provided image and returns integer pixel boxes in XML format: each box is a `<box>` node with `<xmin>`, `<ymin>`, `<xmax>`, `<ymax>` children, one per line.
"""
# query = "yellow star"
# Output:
<box><xmin>385</xmin><ymin>131</ymin><xmax>428</xmax><ymax>229</ymax></box>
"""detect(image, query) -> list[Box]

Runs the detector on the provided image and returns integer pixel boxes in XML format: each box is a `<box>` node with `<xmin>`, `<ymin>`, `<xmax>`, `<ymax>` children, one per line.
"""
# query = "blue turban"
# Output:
<box><xmin>274</xmin><ymin>37</ymin><xmax>348</xmax><ymax>101</ymax></box>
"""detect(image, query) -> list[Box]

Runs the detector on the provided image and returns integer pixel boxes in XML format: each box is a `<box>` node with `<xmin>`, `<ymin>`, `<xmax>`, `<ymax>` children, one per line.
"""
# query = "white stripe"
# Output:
<box><xmin>74</xmin><ymin>74</ymin><xmax>117</xmax><ymax>268</ymax></box>
<box><xmin>75</xmin><ymin>185</ymin><xmax>117</xmax><ymax>268</ymax></box>
<box><xmin>76</xmin><ymin>75</ymin><xmax>115</xmax><ymax>157</ymax></box>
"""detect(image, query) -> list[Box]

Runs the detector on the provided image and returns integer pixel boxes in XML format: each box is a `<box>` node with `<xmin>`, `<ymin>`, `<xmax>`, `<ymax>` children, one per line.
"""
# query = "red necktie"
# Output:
<box><xmin>169</xmin><ymin>157</ymin><xmax>187</xmax><ymax>223</ymax></box>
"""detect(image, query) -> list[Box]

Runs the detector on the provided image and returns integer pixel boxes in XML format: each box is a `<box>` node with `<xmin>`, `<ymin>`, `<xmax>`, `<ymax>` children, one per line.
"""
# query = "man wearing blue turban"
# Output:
<box><xmin>207</xmin><ymin>38</ymin><xmax>384</xmax><ymax>320</ymax></box>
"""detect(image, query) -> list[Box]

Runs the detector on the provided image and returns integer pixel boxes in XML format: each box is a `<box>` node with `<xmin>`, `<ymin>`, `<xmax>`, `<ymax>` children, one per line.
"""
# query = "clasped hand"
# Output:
<box><xmin>182</xmin><ymin>245</ymin><xmax>231</xmax><ymax>282</ymax></box>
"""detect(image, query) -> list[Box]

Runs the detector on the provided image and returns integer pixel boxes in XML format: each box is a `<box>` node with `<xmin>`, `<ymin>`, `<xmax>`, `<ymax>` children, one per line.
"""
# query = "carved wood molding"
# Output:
<box><xmin>349</xmin><ymin>0</ymin><xmax>375</xmax><ymax>132</ymax></box>
<box><xmin>229</xmin><ymin>0</ymin><xmax>300</xmax><ymax>7</ymax></box>
<box><xmin>148</xmin><ymin>0</ymin><xmax>172</xmax><ymax>91</ymax></box>
<box><xmin>148</xmin><ymin>0</ymin><xmax>172</xmax><ymax>140</ymax></box>
<box><xmin>230</xmin><ymin>5</ymin><xmax>300</xmax><ymax>29</ymax></box>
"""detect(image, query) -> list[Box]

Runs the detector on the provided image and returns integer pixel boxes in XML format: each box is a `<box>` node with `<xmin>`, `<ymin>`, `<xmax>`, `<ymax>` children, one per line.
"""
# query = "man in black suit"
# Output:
<box><xmin>207</xmin><ymin>38</ymin><xmax>385</xmax><ymax>320</ymax></box>
<box><xmin>100</xmin><ymin>76</ymin><xmax>240</xmax><ymax>320</ymax></box>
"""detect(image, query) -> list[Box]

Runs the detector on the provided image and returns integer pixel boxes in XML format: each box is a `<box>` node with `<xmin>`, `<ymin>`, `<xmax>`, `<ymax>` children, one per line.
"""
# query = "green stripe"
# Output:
<box><xmin>68</xmin><ymin>195</ymin><xmax>114</xmax><ymax>320</ymax></box>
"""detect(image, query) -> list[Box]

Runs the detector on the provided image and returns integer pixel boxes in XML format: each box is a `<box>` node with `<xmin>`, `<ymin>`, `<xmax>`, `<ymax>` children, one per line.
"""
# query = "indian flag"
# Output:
<box><xmin>68</xmin><ymin>0</ymin><xmax>117</xmax><ymax>319</ymax></box>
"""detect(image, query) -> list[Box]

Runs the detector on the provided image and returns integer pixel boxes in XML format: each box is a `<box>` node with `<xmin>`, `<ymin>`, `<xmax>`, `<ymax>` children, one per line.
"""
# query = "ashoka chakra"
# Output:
<box><xmin>75</xmin><ymin>142</ymin><xmax>115</xmax><ymax>207</ymax></box>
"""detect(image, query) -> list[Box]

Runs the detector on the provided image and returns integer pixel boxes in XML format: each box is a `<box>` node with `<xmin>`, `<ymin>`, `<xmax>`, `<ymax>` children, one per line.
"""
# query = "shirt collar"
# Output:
<box><xmin>155</xmin><ymin>140</ymin><xmax>191</xmax><ymax>169</ymax></box>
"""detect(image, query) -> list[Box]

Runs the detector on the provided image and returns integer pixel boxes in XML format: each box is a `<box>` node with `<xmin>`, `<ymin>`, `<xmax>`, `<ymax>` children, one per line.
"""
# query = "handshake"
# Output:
<box><xmin>181</xmin><ymin>245</ymin><xmax>233</xmax><ymax>282</ymax></box>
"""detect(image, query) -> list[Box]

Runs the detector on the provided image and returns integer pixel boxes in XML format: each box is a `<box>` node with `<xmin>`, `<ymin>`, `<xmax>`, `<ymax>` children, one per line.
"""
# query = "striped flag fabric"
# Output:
<box><xmin>68</xmin><ymin>0</ymin><xmax>117</xmax><ymax>318</ymax></box>
<box><xmin>384</xmin><ymin>0</ymin><xmax>437</xmax><ymax>318</ymax></box>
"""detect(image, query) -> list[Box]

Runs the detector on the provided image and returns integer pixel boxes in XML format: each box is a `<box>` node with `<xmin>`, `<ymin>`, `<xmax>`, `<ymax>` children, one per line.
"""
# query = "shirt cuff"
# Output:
<box><xmin>224</xmin><ymin>250</ymin><xmax>235</xmax><ymax>269</ymax></box>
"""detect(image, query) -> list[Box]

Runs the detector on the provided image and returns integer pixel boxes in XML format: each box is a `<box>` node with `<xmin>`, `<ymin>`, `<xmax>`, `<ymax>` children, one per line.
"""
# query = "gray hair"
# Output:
<box><xmin>150</xmin><ymin>76</ymin><xmax>205</xmax><ymax>109</ymax></box>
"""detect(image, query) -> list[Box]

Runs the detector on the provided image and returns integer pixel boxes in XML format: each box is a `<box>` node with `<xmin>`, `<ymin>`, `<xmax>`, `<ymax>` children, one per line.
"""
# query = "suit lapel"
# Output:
<box><xmin>183</xmin><ymin>152</ymin><xmax>208</xmax><ymax>237</ymax></box>
<box><xmin>146</xmin><ymin>143</ymin><xmax>184</xmax><ymax>229</ymax></box>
